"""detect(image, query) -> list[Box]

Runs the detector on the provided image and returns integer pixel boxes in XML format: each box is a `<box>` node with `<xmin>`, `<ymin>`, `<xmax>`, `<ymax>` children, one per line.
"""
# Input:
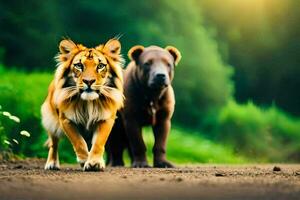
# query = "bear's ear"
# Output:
<box><xmin>128</xmin><ymin>45</ymin><xmax>144</xmax><ymax>63</ymax></box>
<box><xmin>59</xmin><ymin>39</ymin><xmax>78</xmax><ymax>54</ymax></box>
<box><xmin>101</xmin><ymin>38</ymin><xmax>121</xmax><ymax>55</ymax></box>
<box><xmin>165</xmin><ymin>46</ymin><xmax>181</xmax><ymax>66</ymax></box>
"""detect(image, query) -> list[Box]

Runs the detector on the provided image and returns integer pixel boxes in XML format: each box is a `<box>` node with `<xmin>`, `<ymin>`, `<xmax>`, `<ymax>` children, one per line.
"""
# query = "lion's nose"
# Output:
<box><xmin>83</xmin><ymin>79</ymin><xmax>96</xmax><ymax>87</ymax></box>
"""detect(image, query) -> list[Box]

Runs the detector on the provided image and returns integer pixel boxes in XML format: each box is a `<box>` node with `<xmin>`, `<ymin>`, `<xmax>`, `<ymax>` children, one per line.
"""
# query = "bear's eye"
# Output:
<box><xmin>144</xmin><ymin>60</ymin><xmax>152</xmax><ymax>67</ymax></box>
<box><xmin>97</xmin><ymin>63</ymin><xmax>107</xmax><ymax>71</ymax></box>
<box><xmin>167</xmin><ymin>62</ymin><xmax>172</xmax><ymax>68</ymax></box>
<box><xmin>74</xmin><ymin>63</ymin><xmax>84</xmax><ymax>71</ymax></box>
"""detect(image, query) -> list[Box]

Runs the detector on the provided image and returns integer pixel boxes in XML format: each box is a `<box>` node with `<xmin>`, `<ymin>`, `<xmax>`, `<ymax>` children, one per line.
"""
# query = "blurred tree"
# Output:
<box><xmin>0</xmin><ymin>0</ymin><xmax>233</xmax><ymax>127</ymax></box>
<box><xmin>1</xmin><ymin>0</ymin><xmax>300</xmax><ymax>119</ymax></box>
<box><xmin>0</xmin><ymin>0</ymin><xmax>62</xmax><ymax>68</ymax></box>
<box><xmin>199</xmin><ymin>0</ymin><xmax>300</xmax><ymax>115</ymax></box>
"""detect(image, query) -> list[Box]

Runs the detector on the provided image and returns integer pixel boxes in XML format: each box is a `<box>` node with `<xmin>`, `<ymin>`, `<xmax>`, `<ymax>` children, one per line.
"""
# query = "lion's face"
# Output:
<box><xmin>71</xmin><ymin>49</ymin><xmax>109</xmax><ymax>100</ymax></box>
<box><xmin>55</xmin><ymin>38</ymin><xmax>123</xmax><ymax>102</ymax></box>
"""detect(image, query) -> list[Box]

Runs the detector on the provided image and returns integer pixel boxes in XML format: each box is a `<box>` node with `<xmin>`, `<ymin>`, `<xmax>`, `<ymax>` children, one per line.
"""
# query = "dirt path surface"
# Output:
<box><xmin>0</xmin><ymin>159</ymin><xmax>300</xmax><ymax>200</ymax></box>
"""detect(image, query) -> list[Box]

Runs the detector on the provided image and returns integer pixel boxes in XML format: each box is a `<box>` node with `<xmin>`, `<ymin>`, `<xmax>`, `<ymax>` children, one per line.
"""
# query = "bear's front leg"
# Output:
<box><xmin>152</xmin><ymin>110</ymin><xmax>174</xmax><ymax>168</ymax></box>
<box><xmin>124</xmin><ymin>118</ymin><xmax>150</xmax><ymax>168</ymax></box>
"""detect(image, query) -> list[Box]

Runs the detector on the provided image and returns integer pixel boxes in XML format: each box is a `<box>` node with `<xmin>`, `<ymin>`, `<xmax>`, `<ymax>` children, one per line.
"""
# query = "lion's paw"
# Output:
<box><xmin>77</xmin><ymin>157</ymin><xmax>87</xmax><ymax>168</ymax></box>
<box><xmin>83</xmin><ymin>157</ymin><xmax>105</xmax><ymax>172</ymax></box>
<box><xmin>44</xmin><ymin>160</ymin><xmax>60</xmax><ymax>170</ymax></box>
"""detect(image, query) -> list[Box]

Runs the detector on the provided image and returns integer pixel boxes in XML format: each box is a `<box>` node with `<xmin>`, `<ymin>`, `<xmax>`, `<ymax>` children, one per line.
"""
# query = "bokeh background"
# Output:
<box><xmin>0</xmin><ymin>0</ymin><xmax>299</xmax><ymax>164</ymax></box>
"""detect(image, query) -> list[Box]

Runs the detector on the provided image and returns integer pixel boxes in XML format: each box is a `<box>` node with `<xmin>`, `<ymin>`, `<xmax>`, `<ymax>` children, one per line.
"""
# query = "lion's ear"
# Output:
<box><xmin>100</xmin><ymin>39</ymin><xmax>121</xmax><ymax>55</ymax></box>
<box><xmin>59</xmin><ymin>39</ymin><xmax>77</xmax><ymax>54</ymax></box>
<box><xmin>165</xmin><ymin>46</ymin><xmax>181</xmax><ymax>66</ymax></box>
<box><xmin>128</xmin><ymin>45</ymin><xmax>144</xmax><ymax>63</ymax></box>
<box><xmin>56</xmin><ymin>39</ymin><xmax>79</xmax><ymax>62</ymax></box>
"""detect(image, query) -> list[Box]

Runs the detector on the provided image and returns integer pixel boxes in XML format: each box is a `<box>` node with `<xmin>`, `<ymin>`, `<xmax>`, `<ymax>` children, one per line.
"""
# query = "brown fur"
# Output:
<box><xmin>41</xmin><ymin>38</ymin><xmax>124</xmax><ymax>171</ymax></box>
<box><xmin>107</xmin><ymin>45</ymin><xmax>181</xmax><ymax>168</ymax></box>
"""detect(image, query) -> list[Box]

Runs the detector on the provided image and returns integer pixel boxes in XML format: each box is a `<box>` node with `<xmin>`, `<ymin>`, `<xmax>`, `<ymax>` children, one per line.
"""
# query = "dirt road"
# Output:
<box><xmin>0</xmin><ymin>159</ymin><xmax>299</xmax><ymax>200</ymax></box>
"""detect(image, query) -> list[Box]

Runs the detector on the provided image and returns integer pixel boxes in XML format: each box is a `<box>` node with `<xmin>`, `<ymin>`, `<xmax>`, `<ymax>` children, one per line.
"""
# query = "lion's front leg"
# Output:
<box><xmin>59</xmin><ymin>114</ymin><xmax>89</xmax><ymax>167</ymax></box>
<box><xmin>45</xmin><ymin>134</ymin><xmax>60</xmax><ymax>170</ymax></box>
<box><xmin>83</xmin><ymin>117</ymin><xmax>115</xmax><ymax>172</ymax></box>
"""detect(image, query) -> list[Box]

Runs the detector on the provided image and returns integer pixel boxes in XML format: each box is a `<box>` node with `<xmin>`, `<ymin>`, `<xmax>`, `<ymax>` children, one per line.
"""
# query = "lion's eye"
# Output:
<box><xmin>97</xmin><ymin>63</ymin><xmax>107</xmax><ymax>71</ymax></box>
<box><xmin>74</xmin><ymin>63</ymin><xmax>84</xmax><ymax>71</ymax></box>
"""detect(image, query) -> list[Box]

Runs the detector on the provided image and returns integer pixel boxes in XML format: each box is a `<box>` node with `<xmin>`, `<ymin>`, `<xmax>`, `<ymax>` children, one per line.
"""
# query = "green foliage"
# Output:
<box><xmin>0</xmin><ymin>106</ymin><xmax>7</xmax><ymax>151</ymax></box>
<box><xmin>1</xmin><ymin>67</ymin><xmax>299</xmax><ymax>163</ymax></box>
<box><xmin>0</xmin><ymin>67</ymin><xmax>241</xmax><ymax>163</ymax></box>
<box><xmin>0</xmin><ymin>65</ymin><xmax>50</xmax><ymax>156</ymax></box>
<box><xmin>143</xmin><ymin>127</ymin><xmax>247</xmax><ymax>164</ymax></box>
<box><xmin>155</xmin><ymin>1</ymin><xmax>234</xmax><ymax>126</ymax></box>
<box><xmin>1</xmin><ymin>0</ymin><xmax>299</xmax><ymax>164</ymax></box>
<box><xmin>0</xmin><ymin>66</ymin><xmax>75</xmax><ymax>162</ymax></box>
<box><xmin>1</xmin><ymin>0</ymin><xmax>300</xmax><ymax>125</ymax></box>
<box><xmin>0</xmin><ymin>104</ymin><xmax>31</xmax><ymax>160</ymax></box>
<box><xmin>199</xmin><ymin>0</ymin><xmax>300</xmax><ymax>115</ymax></box>
<box><xmin>213</xmin><ymin>101</ymin><xmax>300</xmax><ymax>162</ymax></box>
<box><xmin>0</xmin><ymin>47</ymin><xmax>4</xmax><ymax>63</ymax></box>
<box><xmin>0</xmin><ymin>0</ymin><xmax>233</xmax><ymax>126</ymax></box>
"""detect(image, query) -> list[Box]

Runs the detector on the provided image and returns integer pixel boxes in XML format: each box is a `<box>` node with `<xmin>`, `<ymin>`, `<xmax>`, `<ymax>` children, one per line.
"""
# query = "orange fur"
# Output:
<box><xmin>41</xmin><ymin>38</ymin><xmax>124</xmax><ymax>171</ymax></box>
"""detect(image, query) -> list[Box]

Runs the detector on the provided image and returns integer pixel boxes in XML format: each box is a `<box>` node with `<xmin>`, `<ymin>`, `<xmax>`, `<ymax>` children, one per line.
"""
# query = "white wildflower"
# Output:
<box><xmin>9</xmin><ymin>115</ymin><xmax>20</xmax><ymax>123</ymax></box>
<box><xmin>20</xmin><ymin>130</ymin><xmax>30</xmax><ymax>137</ymax></box>
<box><xmin>12</xmin><ymin>139</ymin><xmax>19</xmax><ymax>144</ymax></box>
<box><xmin>4</xmin><ymin>140</ymin><xmax>10</xmax><ymax>145</ymax></box>
<box><xmin>2</xmin><ymin>111</ymin><xmax>11</xmax><ymax>117</ymax></box>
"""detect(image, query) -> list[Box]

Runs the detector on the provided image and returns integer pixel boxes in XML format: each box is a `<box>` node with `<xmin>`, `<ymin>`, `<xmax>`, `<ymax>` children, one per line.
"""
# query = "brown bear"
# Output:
<box><xmin>106</xmin><ymin>45</ymin><xmax>181</xmax><ymax>168</ymax></box>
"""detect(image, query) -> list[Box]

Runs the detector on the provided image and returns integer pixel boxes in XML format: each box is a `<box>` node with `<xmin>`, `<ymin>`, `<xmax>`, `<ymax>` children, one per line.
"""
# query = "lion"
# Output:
<box><xmin>41</xmin><ymin>38</ymin><xmax>124</xmax><ymax>171</ymax></box>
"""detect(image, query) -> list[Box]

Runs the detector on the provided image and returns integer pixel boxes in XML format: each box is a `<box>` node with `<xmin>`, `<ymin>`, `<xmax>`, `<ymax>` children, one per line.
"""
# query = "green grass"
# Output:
<box><xmin>0</xmin><ymin>66</ymin><xmax>247</xmax><ymax>164</ymax></box>
<box><xmin>121</xmin><ymin>126</ymin><xmax>248</xmax><ymax>166</ymax></box>
<box><xmin>143</xmin><ymin>127</ymin><xmax>247</xmax><ymax>164</ymax></box>
<box><xmin>214</xmin><ymin>101</ymin><xmax>300</xmax><ymax>162</ymax></box>
<box><xmin>0</xmin><ymin>66</ymin><xmax>52</xmax><ymax>157</ymax></box>
<box><xmin>0</xmin><ymin>65</ymin><xmax>300</xmax><ymax>164</ymax></box>
<box><xmin>52</xmin><ymin>125</ymin><xmax>248</xmax><ymax>165</ymax></box>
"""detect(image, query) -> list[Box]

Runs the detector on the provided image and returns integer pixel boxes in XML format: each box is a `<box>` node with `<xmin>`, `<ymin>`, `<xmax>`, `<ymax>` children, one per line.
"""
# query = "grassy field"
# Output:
<box><xmin>1</xmin><ymin>65</ymin><xmax>300</xmax><ymax>164</ymax></box>
<box><xmin>142</xmin><ymin>127</ymin><xmax>247</xmax><ymax>164</ymax></box>
<box><xmin>56</xmin><ymin>126</ymin><xmax>248</xmax><ymax>165</ymax></box>
<box><xmin>118</xmin><ymin>127</ymin><xmax>247</xmax><ymax>166</ymax></box>
<box><xmin>0</xmin><ymin>65</ymin><xmax>245</xmax><ymax>164</ymax></box>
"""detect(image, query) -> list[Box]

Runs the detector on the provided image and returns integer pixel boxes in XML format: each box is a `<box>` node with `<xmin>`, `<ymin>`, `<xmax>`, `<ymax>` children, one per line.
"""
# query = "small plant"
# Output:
<box><xmin>0</xmin><ymin>105</ymin><xmax>30</xmax><ymax>160</ymax></box>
